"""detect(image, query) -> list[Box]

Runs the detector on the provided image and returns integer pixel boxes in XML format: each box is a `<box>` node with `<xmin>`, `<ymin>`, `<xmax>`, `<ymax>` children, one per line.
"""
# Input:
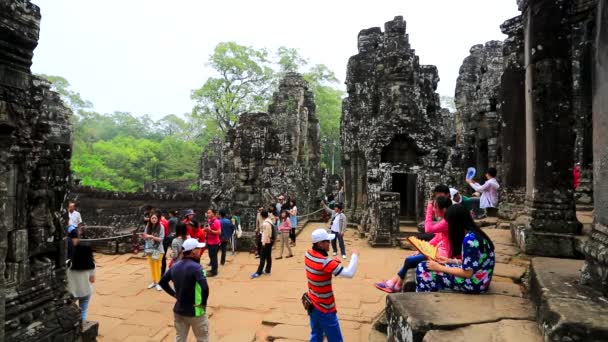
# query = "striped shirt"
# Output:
<box><xmin>305</xmin><ymin>249</ymin><xmax>343</xmax><ymax>313</ymax></box>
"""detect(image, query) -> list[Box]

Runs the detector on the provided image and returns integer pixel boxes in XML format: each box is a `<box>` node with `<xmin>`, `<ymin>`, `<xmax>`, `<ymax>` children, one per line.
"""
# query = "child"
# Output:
<box><xmin>276</xmin><ymin>210</ymin><xmax>294</xmax><ymax>259</ymax></box>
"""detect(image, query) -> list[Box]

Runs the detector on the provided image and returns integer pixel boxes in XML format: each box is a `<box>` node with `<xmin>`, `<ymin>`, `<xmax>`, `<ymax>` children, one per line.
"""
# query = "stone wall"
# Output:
<box><xmin>0</xmin><ymin>1</ymin><xmax>84</xmax><ymax>340</ymax></box>
<box><xmin>341</xmin><ymin>17</ymin><xmax>448</xmax><ymax>243</ymax></box>
<box><xmin>200</xmin><ymin>73</ymin><xmax>323</xmax><ymax>238</ymax></box>
<box><xmin>143</xmin><ymin>179</ymin><xmax>196</xmax><ymax>193</ymax></box>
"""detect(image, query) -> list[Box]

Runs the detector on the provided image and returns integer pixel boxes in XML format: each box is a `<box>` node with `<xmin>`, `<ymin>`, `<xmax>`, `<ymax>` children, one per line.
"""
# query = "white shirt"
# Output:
<box><xmin>67</xmin><ymin>268</ymin><xmax>95</xmax><ymax>298</ymax></box>
<box><xmin>330</xmin><ymin>213</ymin><xmax>341</xmax><ymax>233</ymax></box>
<box><xmin>469</xmin><ymin>178</ymin><xmax>500</xmax><ymax>209</ymax></box>
<box><xmin>69</xmin><ymin>210</ymin><xmax>82</xmax><ymax>226</ymax></box>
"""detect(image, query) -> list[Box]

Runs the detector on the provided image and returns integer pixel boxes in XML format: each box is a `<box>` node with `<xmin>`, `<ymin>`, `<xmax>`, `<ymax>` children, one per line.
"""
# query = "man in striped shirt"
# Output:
<box><xmin>305</xmin><ymin>229</ymin><xmax>359</xmax><ymax>342</ymax></box>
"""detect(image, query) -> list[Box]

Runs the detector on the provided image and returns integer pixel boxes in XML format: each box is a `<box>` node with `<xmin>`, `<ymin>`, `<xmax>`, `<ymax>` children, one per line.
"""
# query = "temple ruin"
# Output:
<box><xmin>341</xmin><ymin>16</ymin><xmax>449</xmax><ymax>245</ymax></box>
<box><xmin>0</xmin><ymin>1</ymin><xmax>95</xmax><ymax>340</ymax></box>
<box><xmin>200</xmin><ymin>73</ymin><xmax>323</xmax><ymax>245</ymax></box>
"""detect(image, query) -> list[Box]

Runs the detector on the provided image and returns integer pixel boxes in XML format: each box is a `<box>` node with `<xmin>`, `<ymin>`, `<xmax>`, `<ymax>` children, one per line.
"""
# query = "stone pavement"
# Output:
<box><xmin>88</xmin><ymin>222</ymin><xmax>411</xmax><ymax>341</ymax></box>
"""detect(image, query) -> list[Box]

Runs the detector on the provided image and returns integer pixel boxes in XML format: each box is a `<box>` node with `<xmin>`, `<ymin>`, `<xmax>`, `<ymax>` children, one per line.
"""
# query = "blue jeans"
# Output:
<box><xmin>77</xmin><ymin>295</ymin><xmax>91</xmax><ymax>321</ymax></box>
<box><xmin>397</xmin><ymin>253</ymin><xmax>426</xmax><ymax>280</ymax></box>
<box><xmin>309</xmin><ymin>307</ymin><xmax>343</xmax><ymax>342</ymax></box>
<box><xmin>331</xmin><ymin>234</ymin><xmax>346</xmax><ymax>255</ymax></box>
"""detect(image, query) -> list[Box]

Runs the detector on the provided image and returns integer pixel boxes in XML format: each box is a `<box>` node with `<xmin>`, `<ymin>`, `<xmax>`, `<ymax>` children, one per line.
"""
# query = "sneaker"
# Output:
<box><xmin>374</xmin><ymin>281</ymin><xmax>395</xmax><ymax>293</ymax></box>
<box><xmin>332</xmin><ymin>252</ymin><xmax>337</xmax><ymax>256</ymax></box>
<box><xmin>147</xmin><ymin>282</ymin><xmax>156</xmax><ymax>289</ymax></box>
<box><xmin>342</xmin><ymin>255</ymin><xmax>347</xmax><ymax>259</ymax></box>
<box><xmin>155</xmin><ymin>284</ymin><xmax>162</xmax><ymax>291</ymax></box>
<box><xmin>251</xmin><ymin>272</ymin><xmax>261</xmax><ymax>279</ymax></box>
<box><xmin>263</xmin><ymin>271</ymin><xmax>271</xmax><ymax>276</ymax></box>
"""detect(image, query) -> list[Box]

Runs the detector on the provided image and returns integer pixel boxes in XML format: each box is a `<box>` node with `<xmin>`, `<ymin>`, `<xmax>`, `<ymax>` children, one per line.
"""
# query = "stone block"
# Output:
<box><xmin>82</xmin><ymin>321</ymin><xmax>99</xmax><ymax>342</ymax></box>
<box><xmin>386</xmin><ymin>292</ymin><xmax>534</xmax><ymax>342</ymax></box>
<box><xmin>529</xmin><ymin>257</ymin><xmax>608</xmax><ymax>341</ymax></box>
<box><xmin>422</xmin><ymin>319</ymin><xmax>542</xmax><ymax>342</ymax></box>
<box><xmin>7</xmin><ymin>229</ymin><xmax>28</xmax><ymax>262</ymax></box>
<box><xmin>511</xmin><ymin>222</ymin><xmax>583</xmax><ymax>258</ymax></box>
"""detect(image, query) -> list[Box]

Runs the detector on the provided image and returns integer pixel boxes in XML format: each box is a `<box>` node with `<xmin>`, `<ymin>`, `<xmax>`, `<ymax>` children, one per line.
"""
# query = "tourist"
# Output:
<box><xmin>466</xmin><ymin>167</ymin><xmax>500</xmax><ymax>217</ymax></box>
<box><xmin>218</xmin><ymin>209</ymin><xmax>235</xmax><ymax>266</ymax></box>
<box><xmin>289</xmin><ymin>199</ymin><xmax>298</xmax><ymax>246</ymax></box>
<box><xmin>230</xmin><ymin>209</ymin><xmax>241</xmax><ymax>255</ymax></box>
<box><xmin>573</xmin><ymin>162</ymin><xmax>581</xmax><ymax>189</ymax></box>
<box><xmin>143</xmin><ymin>213</ymin><xmax>165</xmax><ymax>290</ymax></box>
<box><xmin>254</xmin><ymin>206</ymin><xmax>264</xmax><ymax>258</ymax></box>
<box><xmin>68</xmin><ymin>201</ymin><xmax>83</xmax><ymax>230</ymax></box>
<box><xmin>276</xmin><ymin>210</ymin><xmax>294</xmax><ymax>259</ymax></box>
<box><xmin>159</xmin><ymin>238</ymin><xmax>209</xmax><ymax>342</ymax></box>
<box><xmin>374</xmin><ymin>196</ymin><xmax>453</xmax><ymax>293</ymax></box>
<box><xmin>188</xmin><ymin>220</ymin><xmax>206</xmax><ymax>246</ymax></box>
<box><xmin>170</xmin><ymin>222</ymin><xmax>188</xmax><ymax>267</ymax></box>
<box><xmin>182</xmin><ymin>209</ymin><xmax>195</xmax><ymax>225</ymax></box>
<box><xmin>275</xmin><ymin>195</ymin><xmax>285</xmax><ymax>216</ymax></box>
<box><xmin>251</xmin><ymin>210</ymin><xmax>273</xmax><ymax>278</ymax></box>
<box><xmin>329</xmin><ymin>203</ymin><xmax>347</xmax><ymax>259</ymax></box>
<box><xmin>416</xmin><ymin>204</ymin><xmax>495</xmax><ymax>293</ymax></box>
<box><xmin>449</xmin><ymin>188</ymin><xmax>475</xmax><ymax>214</ymax></box>
<box><xmin>67</xmin><ymin>244</ymin><xmax>96</xmax><ymax>322</ymax></box>
<box><xmin>67</xmin><ymin>229</ymin><xmax>79</xmax><ymax>262</ymax></box>
<box><xmin>305</xmin><ymin>229</ymin><xmax>359</xmax><ymax>341</ymax></box>
<box><xmin>204</xmin><ymin>209</ymin><xmax>221</xmax><ymax>277</ymax></box>
<box><xmin>158</xmin><ymin>210</ymin><xmax>173</xmax><ymax>275</ymax></box>
<box><xmin>168</xmin><ymin>210</ymin><xmax>179</xmax><ymax>235</ymax></box>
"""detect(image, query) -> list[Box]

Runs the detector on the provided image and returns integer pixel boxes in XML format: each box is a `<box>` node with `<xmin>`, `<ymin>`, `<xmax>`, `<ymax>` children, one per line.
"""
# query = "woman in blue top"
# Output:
<box><xmin>416</xmin><ymin>204</ymin><xmax>495</xmax><ymax>293</ymax></box>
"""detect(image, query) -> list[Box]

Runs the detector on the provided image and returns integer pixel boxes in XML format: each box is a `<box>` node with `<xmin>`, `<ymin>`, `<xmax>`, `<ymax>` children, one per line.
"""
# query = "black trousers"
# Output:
<box><xmin>289</xmin><ymin>228</ymin><xmax>296</xmax><ymax>243</ymax></box>
<box><xmin>207</xmin><ymin>244</ymin><xmax>220</xmax><ymax>274</ymax></box>
<box><xmin>220</xmin><ymin>240</ymin><xmax>228</xmax><ymax>265</ymax></box>
<box><xmin>256</xmin><ymin>233</ymin><xmax>262</xmax><ymax>255</ymax></box>
<box><xmin>256</xmin><ymin>243</ymin><xmax>272</xmax><ymax>275</ymax></box>
<box><xmin>160</xmin><ymin>236</ymin><xmax>173</xmax><ymax>275</ymax></box>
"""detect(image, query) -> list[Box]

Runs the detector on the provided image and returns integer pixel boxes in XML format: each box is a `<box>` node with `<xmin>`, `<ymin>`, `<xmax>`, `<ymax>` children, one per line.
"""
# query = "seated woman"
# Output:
<box><xmin>375</xmin><ymin>196</ymin><xmax>453</xmax><ymax>293</ymax></box>
<box><xmin>416</xmin><ymin>204</ymin><xmax>495</xmax><ymax>293</ymax></box>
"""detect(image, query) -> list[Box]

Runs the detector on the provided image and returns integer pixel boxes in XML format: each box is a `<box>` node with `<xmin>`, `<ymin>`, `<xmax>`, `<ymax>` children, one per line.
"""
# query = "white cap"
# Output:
<box><xmin>311</xmin><ymin>229</ymin><xmax>336</xmax><ymax>243</ymax></box>
<box><xmin>182</xmin><ymin>238</ymin><xmax>205</xmax><ymax>251</ymax></box>
<box><xmin>449</xmin><ymin>188</ymin><xmax>462</xmax><ymax>204</ymax></box>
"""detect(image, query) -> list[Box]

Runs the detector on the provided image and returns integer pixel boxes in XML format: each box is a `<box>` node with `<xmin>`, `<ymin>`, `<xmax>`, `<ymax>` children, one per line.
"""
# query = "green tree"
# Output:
<box><xmin>191</xmin><ymin>42</ymin><xmax>274</xmax><ymax>135</ymax></box>
<box><xmin>36</xmin><ymin>74</ymin><xmax>93</xmax><ymax>116</ymax></box>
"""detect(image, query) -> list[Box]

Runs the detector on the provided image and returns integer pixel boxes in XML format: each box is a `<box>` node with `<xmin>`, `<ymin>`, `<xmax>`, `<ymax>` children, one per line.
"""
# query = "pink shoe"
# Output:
<box><xmin>374</xmin><ymin>281</ymin><xmax>395</xmax><ymax>293</ymax></box>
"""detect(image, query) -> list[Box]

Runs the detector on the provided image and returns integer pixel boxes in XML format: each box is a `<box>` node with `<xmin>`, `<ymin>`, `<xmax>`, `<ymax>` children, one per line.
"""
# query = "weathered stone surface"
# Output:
<box><xmin>0</xmin><ymin>0</ymin><xmax>86</xmax><ymax>340</ymax></box>
<box><xmin>199</xmin><ymin>73</ymin><xmax>323</xmax><ymax>243</ymax></box>
<box><xmin>341</xmin><ymin>16</ymin><xmax>448</xmax><ymax>245</ymax></box>
<box><xmin>386</xmin><ymin>292</ymin><xmax>535</xmax><ymax>342</ymax></box>
<box><xmin>529</xmin><ymin>257</ymin><xmax>608</xmax><ymax>341</ymax></box>
<box><xmin>581</xmin><ymin>0</ymin><xmax>608</xmax><ymax>295</ymax></box>
<box><xmin>452</xmin><ymin>41</ymin><xmax>504</xmax><ymax>189</ymax></box>
<box><xmin>367</xmin><ymin>192</ymin><xmax>400</xmax><ymax>246</ymax></box>
<box><xmin>494</xmin><ymin>262</ymin><xmax>526</xmax><ymax>282</ymax></box>
<box><xmin>422</xmin><ymin>319</ymin><xmax>542</xmax><ymax>342</ymax></box>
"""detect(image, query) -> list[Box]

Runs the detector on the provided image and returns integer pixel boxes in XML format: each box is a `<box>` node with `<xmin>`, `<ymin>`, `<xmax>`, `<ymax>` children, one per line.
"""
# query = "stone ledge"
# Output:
<box><xmin>529</xmin><ymin>257</ymin><xmax>608</xmax><ymax>341</ymax></box>
<box><xmin>386</xmin><ymin>292</ymin><xmax>535</xmax><ymax>342</ymax></box>
<box><xmin>422</xmin><ymin>319</ymin><xmax>542</xmax><ymax>342</ymax></box>
<box><xmin>511</xmin><ymin>223</ymin><xmax>584</xmax><ymax>258</ymax></box>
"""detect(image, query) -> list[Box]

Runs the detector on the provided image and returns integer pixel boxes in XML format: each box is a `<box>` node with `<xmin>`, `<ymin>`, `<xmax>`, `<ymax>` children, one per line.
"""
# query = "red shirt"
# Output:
<box><xmin>160</xmin><ymin>217</ymin><xmax>169</xmax><ymax>236</ymax></box>
<box><xmin>206</xmin><ymin>218</ymin><xmax>221</xmax><ymax>245</ymax></box>
<box><xmin>305</xmin><ymin>249</ymin><xmax>343</xmax><ymax>313</ymax></box>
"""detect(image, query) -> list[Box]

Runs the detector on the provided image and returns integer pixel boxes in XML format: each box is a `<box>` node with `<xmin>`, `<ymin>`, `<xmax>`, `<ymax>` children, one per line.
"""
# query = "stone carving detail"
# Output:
<box><xmin>341</xmin><ymin>16</ymin><xmax>448</xmax><ymax>244</ymax></box>
<box><xmin>0</xmin><ymin>1</ymin><xmax>84</xmax><ymax>339</ymax></box>
<box><xmin>200</xmin><ymin>73</ymin><xmax>323</xmax><ymax>244</ymax></box>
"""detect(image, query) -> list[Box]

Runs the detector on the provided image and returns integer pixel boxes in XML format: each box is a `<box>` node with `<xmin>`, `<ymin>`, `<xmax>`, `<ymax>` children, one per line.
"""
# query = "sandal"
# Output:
<box><xmin>374</xmin><ymin>281</ymin><xmax>395</xmax><ymax>293</ymax></box>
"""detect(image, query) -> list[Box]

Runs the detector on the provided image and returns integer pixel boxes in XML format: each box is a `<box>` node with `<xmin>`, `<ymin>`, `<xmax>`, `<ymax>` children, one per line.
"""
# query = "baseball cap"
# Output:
<box><xmin>311</xmin><ymin>229</ymin><xmax>336</xmax><ymax>243</ymax></box>
<box><xmin>449</xmin><ymin>188</ymin><xmax>462</xmax><ymax>204</ymax></box>
<box><xmin>182</xmin><ymin>238</ymin><xmax>205</xmax><ymax>251</ymax></box>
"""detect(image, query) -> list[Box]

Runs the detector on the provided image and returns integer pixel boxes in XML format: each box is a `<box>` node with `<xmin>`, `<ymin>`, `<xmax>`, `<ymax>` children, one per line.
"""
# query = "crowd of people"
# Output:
<box><xmin>63</xmin><ymin>168</ymin><xmax>505</xmax><ymax>342</ymax></box>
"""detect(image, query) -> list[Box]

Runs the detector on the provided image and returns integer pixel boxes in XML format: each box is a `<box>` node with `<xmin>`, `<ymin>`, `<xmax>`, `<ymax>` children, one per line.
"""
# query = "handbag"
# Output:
<box><xmin>301</xmin><ymin>292</ymin><xmax>314</xmax><ymax>314</ymax></box>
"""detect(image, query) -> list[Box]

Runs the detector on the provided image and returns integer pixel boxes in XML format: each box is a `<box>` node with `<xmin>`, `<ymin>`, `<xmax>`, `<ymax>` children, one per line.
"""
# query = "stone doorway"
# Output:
<box><xmin>392</xmin><ymin>173</ymin><xmax>417</xmax><ymax>219</ymax></box>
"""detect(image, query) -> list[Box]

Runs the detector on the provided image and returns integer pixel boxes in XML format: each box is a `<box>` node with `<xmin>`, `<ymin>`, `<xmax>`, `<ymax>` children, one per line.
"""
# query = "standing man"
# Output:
<box><xmin>275</xmin><ymin>195</ymin><xmax>285</xmax><ymax>217</ymax></box>
<box><xmin>466</xmin><ymin>167</ymin><xmax>500</xmax><ymax>217</ymax></box>
<box><xmin>68</xmin><ymin>202</ymin><xmax>83</xmax><ymax>230</ymax></box>
<box><xmin>218</xmin><ymin>209</ymin><xmax>235</xmax><ymax>266</ymax></box>
<box><xmin>305</xmin><ymin>229</ymin><xmax>359</xmax><ymax>341</ymax></box>
<box><xmin>251</xmin><ymin>210</ymin><xmax>273</xmax><ymax>278</ymax></box>
<box><xmin>204</xmin><ymin>209</ymin><xmax>221</xmax><ymax>277</ymax></box>
<box><xmin>254</xmin><ymin>206</ymin><xmax>265</xmax><ymax>258</ymax></box>
<box><xmin>329</xmin><ymin>203</ymin><xmax>347</xmax><ymax>259</ymax></box>
<box><xmin>159</xmin><ymin>238</ymin><xmax>209</xmax><ymax>342</ymax></box>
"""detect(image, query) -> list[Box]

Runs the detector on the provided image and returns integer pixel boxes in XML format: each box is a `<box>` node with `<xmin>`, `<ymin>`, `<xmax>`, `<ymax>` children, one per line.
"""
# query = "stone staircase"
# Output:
<box><xmin>371</xmin><ymin>212</ymin><xmax>608</xmax><ymax>342</ymax></box>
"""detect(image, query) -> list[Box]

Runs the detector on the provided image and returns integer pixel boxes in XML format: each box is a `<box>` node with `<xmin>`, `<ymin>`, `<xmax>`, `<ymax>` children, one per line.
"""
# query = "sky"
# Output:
<box><xmin>31</xmin><ymin>0</ymin><xmax>520</xmax><ymax>119</ymax></box>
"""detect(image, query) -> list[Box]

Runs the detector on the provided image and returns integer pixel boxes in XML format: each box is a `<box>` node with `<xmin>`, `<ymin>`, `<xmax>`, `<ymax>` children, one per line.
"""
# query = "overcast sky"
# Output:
<box><xmin>31</xmin><ymin>0</ymin><xmax>520</xmax><ymax>119</ymax></box>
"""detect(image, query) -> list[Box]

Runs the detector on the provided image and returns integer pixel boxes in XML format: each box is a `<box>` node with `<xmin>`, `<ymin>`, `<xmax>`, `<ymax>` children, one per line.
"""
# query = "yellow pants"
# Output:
<box><xmin>147</xmin><ymin>254</ymin><xmax>163</xmax><ymax>283</ymax></box>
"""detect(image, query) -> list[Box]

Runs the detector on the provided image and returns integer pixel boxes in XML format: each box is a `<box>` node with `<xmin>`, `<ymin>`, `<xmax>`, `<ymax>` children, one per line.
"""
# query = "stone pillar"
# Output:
<box><xmin>511</xmin><ymin>0</ymin><xmax>582</xmax><ymax>257</ymax></box>
<box><xmin>581</xmin><ymin>0</ymin><xmax>608</xmax><ymax>294</ymax></box>
<box><xmin>498</xmin><ymin>16</ymin><xmax>527</xmax><ymax>220</ymax></box>
<box><xmin>367</xmin><ymin>192</ymin><xmax>400</xmax><ymax>246</ymax></box>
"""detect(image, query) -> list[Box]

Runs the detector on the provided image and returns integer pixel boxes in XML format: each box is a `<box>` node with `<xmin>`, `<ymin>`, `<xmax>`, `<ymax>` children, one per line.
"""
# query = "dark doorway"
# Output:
<box><xmin>392</xmin><ymin>173</ymin><xmax>417</xmax><ymax>219</ymax></box>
